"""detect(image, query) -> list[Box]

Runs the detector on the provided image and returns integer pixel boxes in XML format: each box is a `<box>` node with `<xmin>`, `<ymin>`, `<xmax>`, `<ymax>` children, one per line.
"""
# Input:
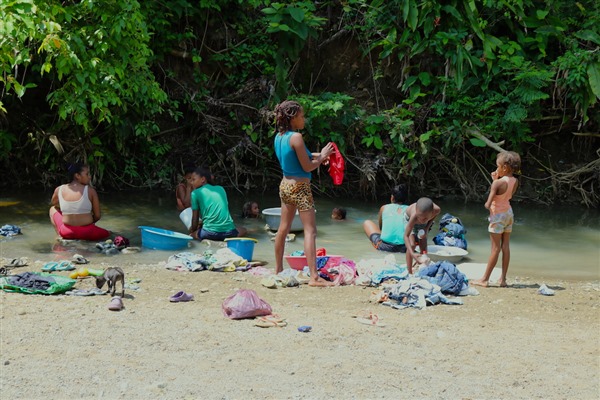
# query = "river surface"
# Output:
<box><xmin>1</xmin><ymin>189</ymin><xmax>598</xmax><ymax>281</ymax></box>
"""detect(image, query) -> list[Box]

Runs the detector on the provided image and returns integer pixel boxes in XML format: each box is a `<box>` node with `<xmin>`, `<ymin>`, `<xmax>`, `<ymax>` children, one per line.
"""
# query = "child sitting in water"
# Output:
<box><xmin>404</xmin><ymin>197</ymin><xmax>441</xmax><ymax>274</ymax></box>
<box><xmin>175</xmin><ymin>164</ymin><xmax>195</xmax><ymax>212</ymax></box>
<box><xmin>472</xmin><ymin>151</ymin><xmax>521</xmax><ymax>288</ymax></box>
<box><xmin>331</xmin><ymin>207</ymin><xmax>346</xmax><ymax>220</ymax></box>
<box><xmin>362</xmin><ymin>185</ymin><xmax>408</xmax><ymax>253</ymax></box>
<box><xmin>242</xmin><ymin>201</ymin><xmax>260</xmax><ymax>218</ymax></box>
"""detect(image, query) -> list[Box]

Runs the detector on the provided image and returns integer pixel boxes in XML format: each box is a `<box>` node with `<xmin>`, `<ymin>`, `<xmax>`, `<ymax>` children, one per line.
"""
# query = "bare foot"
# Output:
<box><xmin>470</xmin><ymin>279</ymin><xmax>489</xmax><ymax>287</ymax></box>
<box><xmin>308</xmin><ymin>278</ymin><xmax>334</xmax><ymax>287</ymax></box>
<box><xmin>498</xmin><ymin>280</ymin><xmax>508</xmax><ymax>287</ymax></box>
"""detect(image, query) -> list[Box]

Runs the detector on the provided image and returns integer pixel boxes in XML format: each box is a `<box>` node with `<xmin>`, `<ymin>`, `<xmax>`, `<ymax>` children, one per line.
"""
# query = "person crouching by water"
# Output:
<box><xmin>362</xmin><ymin>184</ymin><xmax>408</xmax><ymax>253</ymax></box>
<box><xmin>273</xmin><ymin>100</ymin><xmax>335</xmax><ymax>287</ymax></box>
<box><xmin>189</xmin><ymin>167</ymin><xmax>247</xmax><ymax>241</ymax></box>
<box><xmin>49</xmin><ymin>163</ymin><xmax>110</xmax><ymax>241</ymax></box>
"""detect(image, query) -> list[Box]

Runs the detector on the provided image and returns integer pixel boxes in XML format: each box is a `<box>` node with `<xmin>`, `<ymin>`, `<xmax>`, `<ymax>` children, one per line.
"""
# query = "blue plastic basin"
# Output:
<box><xmin>138</xmin><ymin>226</ymin><xmax>193</xmax><ymax>250</ymax></box>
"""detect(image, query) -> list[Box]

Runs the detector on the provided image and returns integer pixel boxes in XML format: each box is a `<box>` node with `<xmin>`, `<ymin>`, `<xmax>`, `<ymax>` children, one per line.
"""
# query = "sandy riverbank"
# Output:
<box><xmin>1</xmin><ymin>259</ymin><xmax>599</xmax><ymax>400</ymax></box>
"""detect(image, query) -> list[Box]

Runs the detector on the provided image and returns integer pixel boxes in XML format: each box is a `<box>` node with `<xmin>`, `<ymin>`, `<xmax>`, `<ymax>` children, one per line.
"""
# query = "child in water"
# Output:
<box><xmin>331</xmin><ymin>207</ymin><xmax>346</xmax><ymax>220</ymax></box>
<box><xmin>176</xmin><ymin>164</ymin><xmax>195</xmax><ymax>212</ymax></box>
<box><xmin>472</xmin><ymin>151</ymin><xmax>521</xmax><ymax>288</ymax></box>
<box><xmin>404</xmin><ymin>197</ymin><xmax>441</xmax><ymax>274</ymax></box>
<box><xmin>242</xmin><ymin>201</ymin><xmax>260</xmax><ymax>218</ymax></box>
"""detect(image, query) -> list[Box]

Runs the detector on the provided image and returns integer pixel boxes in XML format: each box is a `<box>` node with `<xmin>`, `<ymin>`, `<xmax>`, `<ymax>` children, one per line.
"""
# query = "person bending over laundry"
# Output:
<box><xmin>189</xmin><ymin>167</ymin><xmax>247</xmax><ymax>241</ymax></box>
<box><xmin>363</xmin><ymin>184</ymin><xmax>408</xmax><ymax>253</ymax></box>
<box><xmin>404</xmin><ymin>197</ymin><xmax>441</xmax><ymax>274</ymax></box>
<box><xmin>49</xmin><ymin>163</ymin><xmax>110</xmax><ymax>241</ymax></box>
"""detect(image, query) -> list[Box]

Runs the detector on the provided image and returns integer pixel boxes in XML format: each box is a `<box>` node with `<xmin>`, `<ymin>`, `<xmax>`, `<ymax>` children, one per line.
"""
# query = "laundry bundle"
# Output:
<box><xmin>433</xmin><ymin>213</ymin><xmax>467</xmax><ymax>249</ymax></box>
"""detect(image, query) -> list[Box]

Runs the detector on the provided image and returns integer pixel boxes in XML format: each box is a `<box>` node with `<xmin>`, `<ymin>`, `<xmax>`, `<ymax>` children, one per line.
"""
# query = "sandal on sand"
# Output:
<box><xmin>42</xmin><ymin>261</ymin><xmax>75</xmax><ymax>272</ymax></box>
<box><xmin>72</xmin><ymin>254</ymin><xmax>89</xmax><ymax>264</ymax></box>
<box><xmin>254</xmin><ymin>315</ymin><xmax>287</xmax><ymax>328</ymax></box>
<box><xmin>108</xmin><ymin>296</ymin><xmax>124</xmax><ymax>311</ymax></box>
<box><xmin>3</xmin><ymin>257</ymin><xmax>29</xmax><ymax>268</ymax></box>
<box><xmin>353</xmin><ymin>310</ymin><xmax>386</xmax><ymax>327</ymax></box>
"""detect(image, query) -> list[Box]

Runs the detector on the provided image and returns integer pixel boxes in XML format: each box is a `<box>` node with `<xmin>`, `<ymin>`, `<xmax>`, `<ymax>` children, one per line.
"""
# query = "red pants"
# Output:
<box><xmin>52</xmin><ymin>211</ymin><xmax>110</xmax><ymax>241</ymax></box>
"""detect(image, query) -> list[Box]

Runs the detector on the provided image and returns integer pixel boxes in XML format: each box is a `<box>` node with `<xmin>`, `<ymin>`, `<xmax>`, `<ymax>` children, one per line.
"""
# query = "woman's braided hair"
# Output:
<box><xmin>274</xmin><ymin>100</ymin><xmax>302</xmax><ymax>133</ymax></box>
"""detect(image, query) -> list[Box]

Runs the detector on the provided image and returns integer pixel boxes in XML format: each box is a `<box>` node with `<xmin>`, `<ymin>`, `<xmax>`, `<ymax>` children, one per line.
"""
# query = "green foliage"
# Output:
<box><xmin>262</xmin><ymin>2</ymin><xmax>326</xmax><ymax>99</ymax></box>
<box><xmin>291</xmin><ymin>92</ymin><xmax>356</xmax><ymax>150</ymax></box>
<box><xmin>0</xmin><ymin>0</ymin><xmax>597</xmax><ymax>204</ymax></box>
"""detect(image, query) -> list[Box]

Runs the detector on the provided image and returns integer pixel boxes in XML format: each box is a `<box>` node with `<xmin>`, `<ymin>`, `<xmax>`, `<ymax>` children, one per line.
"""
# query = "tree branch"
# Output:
<box><xmin>466</xmin><ymin>127</ymin><xmax>506</xmax><ymax>152</ymax></box>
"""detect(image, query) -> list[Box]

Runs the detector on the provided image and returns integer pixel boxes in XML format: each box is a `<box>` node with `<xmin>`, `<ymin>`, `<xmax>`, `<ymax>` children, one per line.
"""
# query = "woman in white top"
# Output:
<box><xmin>49</xmin><ymin>163</ymin><xmax>110</xmax><ymax>241</ymax></box>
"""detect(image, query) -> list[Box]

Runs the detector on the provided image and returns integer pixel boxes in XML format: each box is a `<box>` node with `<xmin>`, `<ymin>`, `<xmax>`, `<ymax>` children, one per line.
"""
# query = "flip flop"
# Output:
<box><xmin>66</xmin><ymin>289</ymin><xmax>95</xmax><ymax>296</ymax></box>
<box><xmin>55</xmin><ymin>261</ymin><xmax>75</xmax><ymax>271</ymax></box>
<box><xmin>3</xmin><ymin>257</ymin><xmax>29</xmax><ymax>268</ymax></box>
<box><xmin>72</xmin><ymin>254</ymin><xmax>89</xmax><ymax>264</ymax></box>
<box><xmin>254</xmin><ymin>315</ymin><xmax>287</xmax><ymax>328</ymax></box>
<box><xmin>355</xmin><ymin>313</ymin><xmax>386</xmax><ymax>327</ymax></box>
<box><xmin>108</xmin><ymin>296</ymin><xmax>124</xmax><ymax>311</ymax></box>
<box><xmin>41</xmin><ymin>262</ymin><xmax>59</xmax><ymax>272</ymax></box>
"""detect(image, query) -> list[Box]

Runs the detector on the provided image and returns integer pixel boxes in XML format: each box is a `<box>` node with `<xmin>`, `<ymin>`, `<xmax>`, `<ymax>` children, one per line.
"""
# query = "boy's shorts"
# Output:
<box><xmin>279</xmin><ymin>181</ymin><xmax>314</xmax><ymax>212</ymax></box>
<box><xmin>488</xmin><ymin>209</ymin><xmax>514</xmax><ymax>234</ymax></box>
<box><xmin>199</xmin><ymin>228</ymin><xmax>239</xmax><ymax>241</ymax></box>
<box><xmin>369</xmin><ymin>233</ymin><xmax>406</xmax><ymax>253</ymax></box>
<box><xmin>404</xmin><ymin>213</ymin><xmax>432</xmax><ymax>236</ymax></box>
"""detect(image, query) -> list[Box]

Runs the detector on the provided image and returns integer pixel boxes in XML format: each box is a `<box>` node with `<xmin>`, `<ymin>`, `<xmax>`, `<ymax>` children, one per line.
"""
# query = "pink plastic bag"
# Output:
<box><xmin>222</xmin><ymin>289</ymin><xmax>273</xmax><ymax>319</ymax></box>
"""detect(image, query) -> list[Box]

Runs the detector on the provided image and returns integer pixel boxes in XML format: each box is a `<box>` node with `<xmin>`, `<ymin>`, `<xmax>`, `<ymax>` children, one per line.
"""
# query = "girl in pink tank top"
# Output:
<box><xmin>472</xmin><ymin>151</ymin><xmax>521</xmax><ymax>288</ymax></box>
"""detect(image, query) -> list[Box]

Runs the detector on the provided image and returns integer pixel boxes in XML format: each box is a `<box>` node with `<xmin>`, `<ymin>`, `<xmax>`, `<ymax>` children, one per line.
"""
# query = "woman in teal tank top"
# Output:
<box><xmin>273</xmin><ymin>100</ymin><xmax>334</xmax><ymax>287</ymax></box>
<box><xmin>362</xmin><ymin>184</ymin><xmax>408</xmax><ymax>253</ymax></box>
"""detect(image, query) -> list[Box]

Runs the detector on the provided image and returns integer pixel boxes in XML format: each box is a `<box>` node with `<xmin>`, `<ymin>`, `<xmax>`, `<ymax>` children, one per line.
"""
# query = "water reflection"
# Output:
<box><xmin>1</xmin><ymin>190</ymin><xmax>598</xmax><ymax>281</ymax></box>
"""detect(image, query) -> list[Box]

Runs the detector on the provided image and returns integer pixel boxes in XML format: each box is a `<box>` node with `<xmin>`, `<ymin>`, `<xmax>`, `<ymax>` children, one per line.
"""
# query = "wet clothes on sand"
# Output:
<box><xmin>416</xmin><ymin>260</ymin><xmax>468</xmax><ymax>295</ymax></box>
<box><xmin>382</xmin><ymin>277</ymin><xmax>463</xmax><ymax>309</ymax></box>
<box><xmin>8</xmin><ymin>272</ymin><xmax>55</xmax><ymax>291</ymax></box>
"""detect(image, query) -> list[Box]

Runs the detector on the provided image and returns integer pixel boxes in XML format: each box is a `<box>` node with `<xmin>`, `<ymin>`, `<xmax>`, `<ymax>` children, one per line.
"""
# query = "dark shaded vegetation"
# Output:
<box><xmin>1</xmin><ymin>0</ymin><xmax>598</xmax><ymax>206</ymax></box>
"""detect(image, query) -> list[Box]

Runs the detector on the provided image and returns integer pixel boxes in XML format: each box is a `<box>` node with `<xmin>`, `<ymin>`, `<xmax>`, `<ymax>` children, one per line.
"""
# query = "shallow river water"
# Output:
<box><xmin>1</xmin><ymin>189</ymin><xmax>598</xmax><ymax>281</ymax></box>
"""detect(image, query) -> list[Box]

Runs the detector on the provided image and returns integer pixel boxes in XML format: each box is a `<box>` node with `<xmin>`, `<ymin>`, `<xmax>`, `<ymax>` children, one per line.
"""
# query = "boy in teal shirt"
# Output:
<box><xmin>189</xmin><ymin>167</ymin><xmax>246</xmax><ymax>241</ymax></box>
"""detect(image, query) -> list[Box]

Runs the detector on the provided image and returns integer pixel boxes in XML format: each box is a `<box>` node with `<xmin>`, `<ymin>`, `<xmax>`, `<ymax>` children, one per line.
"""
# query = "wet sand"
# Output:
<box><xmin>1</xmin><ymin>258</ymin><xmax>599</xmax><ymax>399</ymax></box>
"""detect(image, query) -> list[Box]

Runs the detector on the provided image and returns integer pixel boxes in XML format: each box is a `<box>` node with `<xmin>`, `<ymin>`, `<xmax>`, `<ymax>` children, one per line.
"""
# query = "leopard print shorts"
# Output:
<box><xmin>279</xmin><ymin>181</ymin><xmax>314</xmax><ymax>212</ymax></box>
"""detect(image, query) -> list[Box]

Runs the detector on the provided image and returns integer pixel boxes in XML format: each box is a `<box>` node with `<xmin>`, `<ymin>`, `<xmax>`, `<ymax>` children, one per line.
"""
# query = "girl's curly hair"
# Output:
<box><xmin>497</xmin><ymin>151</ymin><xmax>522</xmax><ymax>175</ymax></box>
<box><xmin>274</xmin><ymin>100</ymin><xmax>302</xmax><ymax>133</ymax></box>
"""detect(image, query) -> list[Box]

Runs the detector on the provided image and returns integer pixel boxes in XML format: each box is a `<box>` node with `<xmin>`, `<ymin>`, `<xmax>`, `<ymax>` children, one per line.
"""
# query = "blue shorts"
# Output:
<box><xmin>199</xmin><ymin>228</ymin><xmax>239</xmax><ymax>241</ymax></box>
<box><xmin>369</xmin><ymin>233</ymin><xmax>406</xmax><ymax>253</ymax></box>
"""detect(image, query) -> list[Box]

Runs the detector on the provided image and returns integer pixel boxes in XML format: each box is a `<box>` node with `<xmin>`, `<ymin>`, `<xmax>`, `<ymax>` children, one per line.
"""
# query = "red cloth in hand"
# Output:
<box><xmin>328</xmin><ymin>142</ymin><xmax>345</xmax><ymax>185</ymax></box>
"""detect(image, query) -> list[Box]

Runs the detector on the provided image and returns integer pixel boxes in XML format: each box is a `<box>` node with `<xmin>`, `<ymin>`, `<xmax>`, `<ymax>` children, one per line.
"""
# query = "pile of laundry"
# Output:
<box><xmin>433</xmin><ymin>213</ymin><xmax>468</xmax><ymax>249</ymax></box>
<box><xmin>361</xmin><ymin>255</ymin><xmax>479</xmax><ymax>310</ymax></box>
<box><xmin>0</xmin><ymin>224</ymin><xmax>21</xmax><ymax>237</ymax></box>
<box><xmin>95</xmin><ymin>236</ymin><xmax>137</xmax><ymax>255</ymax></box>
<box><xmin>165</xmin><ymin>248</ymin><xmax>250</xmax><ymax>272</ymax></box>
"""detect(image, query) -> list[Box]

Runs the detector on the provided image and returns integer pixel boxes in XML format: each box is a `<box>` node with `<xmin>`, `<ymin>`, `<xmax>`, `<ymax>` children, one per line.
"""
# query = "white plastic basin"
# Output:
<box><xmin>262</xmin><ymin>207</ymin><xmax>304</xmax><ymax>232</ymax></box>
